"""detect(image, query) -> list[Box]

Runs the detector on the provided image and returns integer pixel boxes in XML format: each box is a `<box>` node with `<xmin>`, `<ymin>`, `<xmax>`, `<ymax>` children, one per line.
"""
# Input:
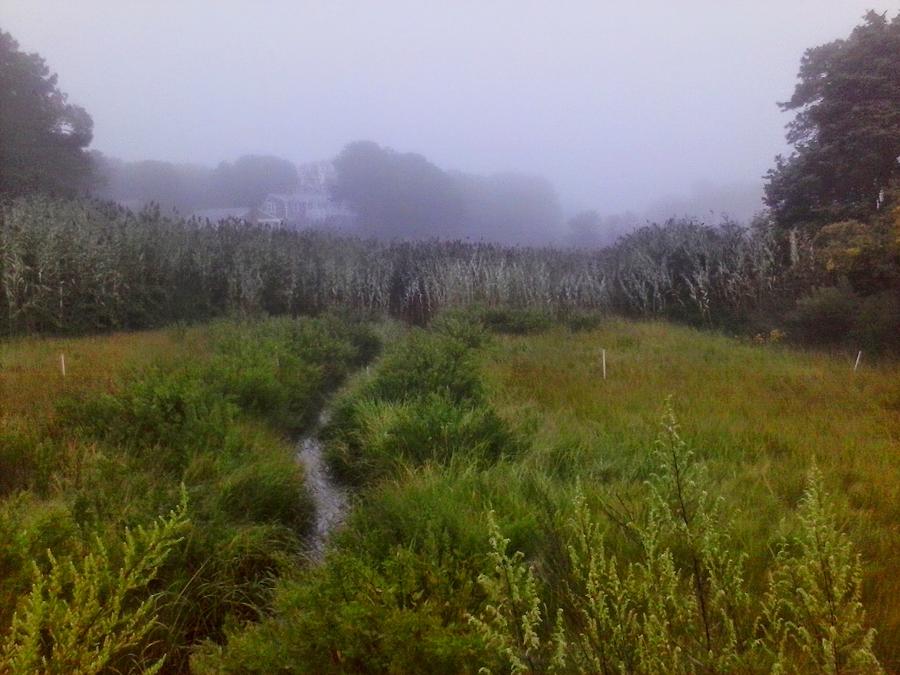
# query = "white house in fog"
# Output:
<box><xmin>259</xmin><ymin>161</ymin><xmax>354</xmax><ymax>227</ymax></box>
<box><xmin>259</xmin><ymin>191</ymin><xmax>353</xmax><ymax>224</ymax></box>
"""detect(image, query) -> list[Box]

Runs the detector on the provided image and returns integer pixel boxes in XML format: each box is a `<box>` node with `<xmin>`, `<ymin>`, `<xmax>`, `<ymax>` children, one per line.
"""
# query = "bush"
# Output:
<box><xmin>192</xmin><ymin>539</ymin><xmax>492</xmax><ymax>674</ymax></box>
<box><xmin>563</xmin><ymin>311</ymin><xmax>605</xmax><ymax>333</ymax></box>
<box><xmin>364</xmin><ymin>330</ymin><xmax>483</xmax><ymax>404</ymax></box>
<box><xmin>851</xmin><ymin>291</ymin><xmax>900</xmax><ymax>353</ymax></box>
<box><xmin>0</xmin><ymin>495</ymin><xmax>80</xmax><ymax>628</ymax></box>
<box><xmin>326</xmin><ymin>394</ymin><xmax>520</xmax><ymax>485</ymax></box>
<box><xmin>470</xmin><ymin>409</ymin><xmax>882</xmax><ymax>673</ymax></box>
<box><xmin>0</xmin><ymin>316</ymin><xmax>374</xmax><ymax>669</ymax></box>
<box><xmin>789</xmin><ymin>284</ymin><xmax>859</xmax><ymax>345</ymax></box>
<box><xmin>61</xmin><ymin>369</ymin><xmax>240</xmax><ymax>474</ymax></box>
<box><xmin>480</xmin><ymin>308</ymin><xmax>553</xmax><ymax>335</ymax></box>
<box><xmin>215</xmin><ymin>456</ymin><xmax>311</xmax><ymax>532</ymax></box>
<box><xmin>0</xmin><ymin>422</ymin><xmax>56</xmax><ymax>496</ymax></box>
<box><xmin>0</xmin><ymin>497</ymin><xmax>189</xmax><ymax>674</ymax></box>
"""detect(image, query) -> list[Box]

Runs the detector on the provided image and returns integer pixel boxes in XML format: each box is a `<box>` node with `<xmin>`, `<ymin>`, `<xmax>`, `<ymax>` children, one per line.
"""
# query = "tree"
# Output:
<box><xmin>93</xmin><ymin>153</ymin><xmax>213</xmax><ymax>213</ymax></box>
<box><xmin>209</xmin><ymin>154</ymin><xmax>298</xmax><ymax>207</ymax></box>
<box><xmin>0</xmin><ymin>30</ymin><xmax>95</xmax><ymax>196</ymax></box>
<box><xmin>331</xmin><ymin>141</ymin><xmax>463</xmax><ymax>239</ymax></box>
<box><xmin>452</xmin><ymin>171</ymin><xmax>564</xmax><ymax>245</ymax></box>
<box><xmin>764</xmin><ymin>11</ymin><xmax>900</xmax><ymax>230</ymax></box>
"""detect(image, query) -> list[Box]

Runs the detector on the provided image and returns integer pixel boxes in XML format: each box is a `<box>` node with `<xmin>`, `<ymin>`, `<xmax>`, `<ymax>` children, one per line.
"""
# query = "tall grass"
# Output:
<box><xmin>1</xmin><ymin>196</ymin><xmax>776</xmax><ymax>334</ymax></box>
<box><xmin>0</xmin><ymin>316</ymin><xmax>379</xmax><ymax>671</ymax></box>
<box><xmin>480</xmin><ymin>319</ymin><xmax>900</xmax><ymax>667</ymax></box>
<box><xmin>198</xmin><ymin>314</ymin><xmax>890</xmax><ymax>672</ymax></box>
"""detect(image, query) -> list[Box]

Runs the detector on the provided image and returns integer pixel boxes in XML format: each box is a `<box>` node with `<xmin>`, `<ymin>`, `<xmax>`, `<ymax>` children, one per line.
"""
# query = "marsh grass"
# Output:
<box><xmin>480</xmin><ymin>319</ymin><xmax>900</xmax><ymax>666</ymax></box>
<box><xmin>0</xmin><ymin>317</ymin><xmax>378</xmax><ymax>671</ymax></box>
<box><xmin>3</xmin><ymin>314</ymin><xmax>895</xmax><ymax>671</ymax></box>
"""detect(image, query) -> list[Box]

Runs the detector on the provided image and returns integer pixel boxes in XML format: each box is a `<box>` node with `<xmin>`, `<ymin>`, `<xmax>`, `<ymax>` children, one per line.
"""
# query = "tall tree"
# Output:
<box><xmin>209</xmin><ymin>155</ymin><xmax>298</xmax><ymax>207</ymax></box>
<box><xmin>331</xmin><ymin>141</ymin><xmax>463</xmax><ymax>238</ymax></box>
<box><xmin>0</xmin><ymin>30</ymin><xmax>95</xmax><ymax>196</ymax></box>
<box><xmin>764</xmin><ymin>11</ymin><xmax>900</xmax><ymax>230</ymax></box>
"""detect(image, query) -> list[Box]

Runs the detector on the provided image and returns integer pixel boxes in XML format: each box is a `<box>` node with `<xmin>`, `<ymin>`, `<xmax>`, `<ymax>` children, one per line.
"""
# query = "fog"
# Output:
<box><xmin>3</xmin><ymin>0</ymin><xmax>893</xmax><ymax>241</ymax></box>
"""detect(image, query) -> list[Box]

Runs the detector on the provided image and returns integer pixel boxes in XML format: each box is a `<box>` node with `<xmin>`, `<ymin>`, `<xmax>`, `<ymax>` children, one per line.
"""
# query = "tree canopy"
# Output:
<box><xmin>331</xmin><ymin>141</ymin><xmax>464</xmax><ymax>239</ymax></box>
<box><xmin>0</xmin><ymin>30</ymin><xmax>95</xmax><ymax>196</ymax></box>
<box><xmin>764</xmin><ymin>11</ymin><xmax>900</xmax><ymax>230</ymax></box>
<box><xmin>209</xmin><ymin>154</ymin><xmax>298</xmax><ymax>207</ymax></box>
<box><xmin>331</xmin><ymin>140</ymin><xmax>563</xmax><ymax>243</ymax></box>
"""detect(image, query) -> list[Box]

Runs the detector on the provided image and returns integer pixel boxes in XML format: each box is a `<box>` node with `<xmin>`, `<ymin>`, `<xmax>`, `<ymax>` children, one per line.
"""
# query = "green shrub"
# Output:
<box><xmin>0</xmin><ymin>316</ymin><xmax>374</xmax><ymax>669</ymax></box>
<box><xmin>563</xmin><ymin>311</ymin><xmax>606</xmax><ymax>333</ymax></box>
<box><xmin>851</xmin><ymin>291</ymin><xmax>900</xmax><ymax>353</ymax></box>
<box><xmin>789</xmin><ymin>284</ymin><xmax>859</xmax><ymax>345</ymax></box>
<box><xmin>0</xmin><ymin>495</ymin><xmax>80</xmax><ymax>628</ymax></box>
<box><xmin>192</xmin><ymin>538</ymin><xmax>492</xmax><ymax>674</ymax></box>
<box><xmin>480</xmin><ymin>308</ymin><xmax>553</xmax><ymax>335</ymax></box>
<box><xmin>215</xmin><ymin>456</ymin><xmax>311</xmax><ymax>532</ymax></box>
<box><xmin>469</xmin><ymin>407</ymin><xmax>882</xmax><ymax>673</ymax></box>
<box><xmin>60</xmin><ymin>369</ymin><xmax>240</xmax><ymax>474</ymax></box>
<box><xmin>326</xmin><ymin>394</ymin><xmax>520</xmax><ymax>485</ymax></box>
<box><xmin>0</xmin><ymin>421</ymin><xmax>57</xmax><ymax>496</ymax></box>
<box><xmin>0</xmin><ymin>496</ymin><xmax>189</xmax><ymax>674</ymax></box>
<box><xmin>366</xmin><ymin>330</ymin><xmax>483</xmax><ymax>404</ymax></box>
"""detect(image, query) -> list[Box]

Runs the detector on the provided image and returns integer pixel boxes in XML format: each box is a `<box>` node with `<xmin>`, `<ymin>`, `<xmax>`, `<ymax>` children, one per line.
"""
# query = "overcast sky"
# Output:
<box><xmin>3</xmin><ymin>1</ymin><xmax>895</xmax><ymax>219</ymax></box>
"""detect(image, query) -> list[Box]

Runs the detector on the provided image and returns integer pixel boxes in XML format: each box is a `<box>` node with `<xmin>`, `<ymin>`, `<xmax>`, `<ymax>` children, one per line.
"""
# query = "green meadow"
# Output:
<box><xmin>1</xmin><ymin>313</ymin><xmax>897</xmax><ymax>672</ymax></box>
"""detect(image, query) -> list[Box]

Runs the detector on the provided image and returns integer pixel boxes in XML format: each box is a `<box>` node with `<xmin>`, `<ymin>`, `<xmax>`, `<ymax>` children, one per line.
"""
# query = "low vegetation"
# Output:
<box><xmin>0</xmin><ymin>316</ymin><xmax>377</xmax><ymax>672</ymax></box>
<box><xmin>191</xmin><ymin>312</ymin><xmax>896</xmax><ymax>672</ymax></box>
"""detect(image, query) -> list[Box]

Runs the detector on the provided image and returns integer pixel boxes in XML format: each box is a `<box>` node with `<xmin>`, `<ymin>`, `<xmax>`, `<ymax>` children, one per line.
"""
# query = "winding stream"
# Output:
<box><xmin>296</xmin><ymin>412</ymin><xmax>349</xmax><ymax>559</ymax></box>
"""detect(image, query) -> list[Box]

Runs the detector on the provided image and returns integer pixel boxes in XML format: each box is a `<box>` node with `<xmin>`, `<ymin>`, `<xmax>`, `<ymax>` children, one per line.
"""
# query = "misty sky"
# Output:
<box><xmin>3</xmin><ymin>1</ymin><xmax>895</xmax><ymax>219</ymax></box>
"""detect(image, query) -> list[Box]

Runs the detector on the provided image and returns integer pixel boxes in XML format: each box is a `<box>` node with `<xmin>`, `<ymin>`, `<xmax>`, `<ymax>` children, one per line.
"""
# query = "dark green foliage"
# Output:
<box><xmin>563</xmin><ymin>310</ymin><xmax>606</xmax><ymax>332</ymax></box>
<box><xmin>0</xmin><ymin>31</ymin><xmax>95</xmax><ymax>197</ymax></box>
<box><xmin>764</xmin><ymin>11</ymin><xmax>900</xmax><ymax>230</ymax></box>
<box><xmin>788</xmin><ymin>284</ymin><xmax>859</xmax><ymax>345</ymax></box>
<box><xmin>215</xmin><ymin>459</ymin><xmax>308</xmax><ymax>530</ymax></box>
<box><xmin>480</xmin><ymin>308</ymin><xmax>553</xmax><ymax>335</ymax></box>
<box><xmin>204</xmin><ymin>317</ymin><xmax>376</xmax><ymax>430</ymax></box>
<box><xmin>326</xmin><ymin>393</ymin><xmax>519</xmax><ymax>485</ymax></box>
<box><xmin>0</xmin><ymin>423</ymin><xmax>56</xmax><ymax>496</ymax></box>
<box><xmin>364</xmin><ymin>329</ymin><xmax>484</xmax><ymax>404</ymax></box>
<box><xmin>62</xmin><ymin>369</ymin><xmax>241</xmax><ymax>474</ymax></box>
<box><xmin>192</xmin><ymin>540</ymin><xmax>492</xmax><ymax>674</ymax></box>
<box><xmin>852</xmin><ymin>291</ymin><xmax>900</xmax><ymax>353</ymax></box>
<box><xmin>0</xmin><ymin>317</ymin><xmax>374</xmax><ymax>671</ymax></box>
<box><xmin>324</xmin><ymin>323</ymin><xmax>519</xmax><ymax>485</ymax></box>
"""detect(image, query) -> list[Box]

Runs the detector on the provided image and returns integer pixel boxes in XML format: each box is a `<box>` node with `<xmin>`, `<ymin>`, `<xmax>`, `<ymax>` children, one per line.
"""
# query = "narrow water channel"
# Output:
<box><xmin>296</xmin><ymin>412</ymin><xmax>348</xmax><ymax>559</ymax></box>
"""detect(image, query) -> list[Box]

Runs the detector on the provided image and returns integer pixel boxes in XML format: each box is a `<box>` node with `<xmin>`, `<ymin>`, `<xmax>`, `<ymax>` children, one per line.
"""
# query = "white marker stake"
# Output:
<box><xmin>602</xmin><ymin>349</ymin><xmax>607</xmax><ymax>380</ymax></box>
<box><xmin>853</xmin><ymin>350</ymin><xmax>862</xmax><ymax>372</ymax></box>
<box><xmin>59</xmin><ymin>353</ymin><xmax>66</xmax><ymax>378</ymax></box>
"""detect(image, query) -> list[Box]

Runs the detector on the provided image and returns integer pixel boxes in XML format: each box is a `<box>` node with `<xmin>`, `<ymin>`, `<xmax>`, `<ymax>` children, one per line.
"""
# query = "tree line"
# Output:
<box><xmin>1</xmin><ymin>12</ymin><xmax>899</xmax><ymax>348</ymax></box>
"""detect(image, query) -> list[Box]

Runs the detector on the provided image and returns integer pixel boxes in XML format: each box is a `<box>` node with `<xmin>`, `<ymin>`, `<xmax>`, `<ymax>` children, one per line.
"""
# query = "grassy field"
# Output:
<box><xmin>0</xmin><ymin>327</ymin><xmax>206</xmax><ymax>423</ymax></box>
<box><xmin>194</xmin><ymin>313</ymin><xmax>897</xmax><ymax>673</ymax></box>
<box><xmin>2</xmin><ymin>315</ymin><xmax>897</xmax><ymax>672</ymax></box>
<box><xmin>480</xmin><ymin>319</ymin><xmax>900</xmax><ymax>666</ymax></box>
<box><xmin>0</xmin><ymin>317</ymin><xmax>378</xmax><ymax>672</ymax></box>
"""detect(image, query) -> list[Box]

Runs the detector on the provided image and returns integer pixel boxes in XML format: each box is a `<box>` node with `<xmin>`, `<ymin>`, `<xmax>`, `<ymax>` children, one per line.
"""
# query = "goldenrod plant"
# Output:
<box><xmin>1</xmin><ymin>494</ymin><xmax>188</xmax><ymax>674</ymax></box>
